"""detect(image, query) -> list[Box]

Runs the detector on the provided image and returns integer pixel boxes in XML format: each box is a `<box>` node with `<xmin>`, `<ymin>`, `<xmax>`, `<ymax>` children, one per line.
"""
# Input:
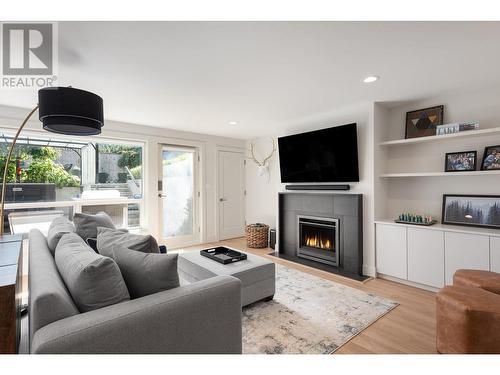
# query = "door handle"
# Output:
<box><xmin>219</xmin><ymin>197</ymin><xmax>228</xmax><ymax>202</ymax></box>
<box><xmin>158</xmin><ymin>193</ymin><xmax>167</xmax><ymax>198</ymax></box>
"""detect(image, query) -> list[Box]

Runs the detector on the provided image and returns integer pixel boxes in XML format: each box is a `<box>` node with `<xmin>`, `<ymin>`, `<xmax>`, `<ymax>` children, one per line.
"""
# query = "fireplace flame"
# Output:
<box><xmin>305</xmin><ymin>233</ymin><xmax>333</xmax><ymax>250</ymax></box>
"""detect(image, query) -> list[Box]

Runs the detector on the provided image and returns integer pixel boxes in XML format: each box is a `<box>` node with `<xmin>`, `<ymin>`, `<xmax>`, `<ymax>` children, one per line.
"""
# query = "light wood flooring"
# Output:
<box><xmin>181</xmin><ymin>237</ymin><xmax>438</xmax><ymax>354</ymax></box>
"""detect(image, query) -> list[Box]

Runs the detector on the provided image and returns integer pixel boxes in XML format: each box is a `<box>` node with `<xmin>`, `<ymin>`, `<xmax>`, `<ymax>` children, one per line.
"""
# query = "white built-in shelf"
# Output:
<box><xmin>379</xmin><ymin>126</ymin><xmax>500</xmax><ymax>147</ymax></box>
<box><xmin>375</xmin><ymin>219</ymin><xmax>500</xmax><ymax>238</ymax></box>
<box><xmin>379</xmin><ymin>170</ymin><xmax>500</xmax><ymax>178</ymax></box>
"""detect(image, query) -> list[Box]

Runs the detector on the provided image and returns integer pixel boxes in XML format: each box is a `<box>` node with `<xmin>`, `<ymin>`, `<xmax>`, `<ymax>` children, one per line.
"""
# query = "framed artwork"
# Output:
<box><xmin>444</xmin><ymin>151</ymin><xmax>477</xmax><ymax>172</ymax></box>
<box><xmin>405</xmin><ymin>105</ymin><xmax>444</xmax><ymax>139</ymax></box>
<box><xmin>480</xmin><ymin>145</ymin><xmax>500</xmax><ymax>171</ymax></box>
<box><xmin>442</xmin><ymin>194</ymin><xmax>500</xmax><ymax>229</ymax></box>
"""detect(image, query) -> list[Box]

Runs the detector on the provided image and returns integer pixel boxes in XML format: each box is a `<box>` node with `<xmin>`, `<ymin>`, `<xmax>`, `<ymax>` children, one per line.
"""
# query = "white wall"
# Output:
<box><xmin>245</xmin><ymin>138</ymin><xmax>280</xmax><ymax>227</ymax></box>
<box><xmin>245</xmin><ymin>103</ymin><xmax>376</xmax><ymax>276</ymax></box>
<box><xmin>0</xmin><ymin>104</ymin><xmax>246</xmax><ymax>244</ymax></box>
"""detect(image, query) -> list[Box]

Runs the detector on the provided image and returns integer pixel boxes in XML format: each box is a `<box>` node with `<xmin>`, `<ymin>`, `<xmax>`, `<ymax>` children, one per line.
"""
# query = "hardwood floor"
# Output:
<box><xmin>181</xmin><ymin>237</ymin><xmax>438</xmax><ymax>354</ymax></box>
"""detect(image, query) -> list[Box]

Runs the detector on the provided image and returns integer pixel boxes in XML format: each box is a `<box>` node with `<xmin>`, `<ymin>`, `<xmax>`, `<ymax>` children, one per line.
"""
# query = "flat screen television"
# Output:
<box><xmin>278</xmin><ymin>123</ymin><xmax>359</xmax><ymax>183</ymax></box>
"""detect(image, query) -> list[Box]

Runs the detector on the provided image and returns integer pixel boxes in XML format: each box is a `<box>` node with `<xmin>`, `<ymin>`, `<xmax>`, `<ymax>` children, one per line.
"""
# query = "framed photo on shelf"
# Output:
<box><xmin>442</xmin><ymin>194</ymin><xmax>500</xmax><ymax>229</ymax></box>
<box><xmin>405</xmin><ymin>105</ymin><xmax>444</xmax><ymax>139</ymax></box>
<box><xmin>444</xmin><ymin>151</ymin><xmax>477</xmax><ymax>172</ymax></box>
<box><xmin>480</xmin><ymin>145</ymin><xmax>500</xmax><ymax>171</ymax></box>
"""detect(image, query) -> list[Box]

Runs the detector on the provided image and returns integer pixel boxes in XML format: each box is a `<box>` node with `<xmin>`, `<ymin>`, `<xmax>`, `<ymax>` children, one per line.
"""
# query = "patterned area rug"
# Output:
<box><xmin>242</xmin><ymin>264</ymin><xmax>398</xmax><ymax>354</ymax></box>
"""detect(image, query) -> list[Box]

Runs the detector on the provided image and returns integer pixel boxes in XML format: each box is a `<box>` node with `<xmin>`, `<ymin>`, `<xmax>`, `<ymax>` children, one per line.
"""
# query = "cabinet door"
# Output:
<box><xmin>376</xmin><ymin>224</ymin><xmax>407</xmax><ymax>279</ymax></box>
<box><xmin>408</xmin><ymin>228</ymin><xmax>444</xmax><ymax>288</ymax></box>
<box><xmin>444</xmin><ymin>232</ymin><xmax>489</xmax><ymax>285</ymax></box>
<box><xmin>491</xmin><ymin>237</ymin><xmax>500</xmax><ymax>273</ymax></box>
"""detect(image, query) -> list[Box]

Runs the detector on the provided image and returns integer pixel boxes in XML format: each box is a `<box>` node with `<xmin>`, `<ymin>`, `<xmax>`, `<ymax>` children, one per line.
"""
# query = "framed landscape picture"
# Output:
<box><xmin>480</xmin><ymin>145</ymin><xmax>500</xmax><ymax>170</ymax></box>
<box><xmin>442</xmin><ymin>194</ymin><xmax>500</xmax><ymax>229</ymax></box>
<box><xmin>444</xmin><ymin>151</ymin><xmax>477</xmax><ymax>172</ymax></box>
<box><xmin>405</xmin><ymin>105</ymin><xmax>444</xmax><ymax>139</ymax></box>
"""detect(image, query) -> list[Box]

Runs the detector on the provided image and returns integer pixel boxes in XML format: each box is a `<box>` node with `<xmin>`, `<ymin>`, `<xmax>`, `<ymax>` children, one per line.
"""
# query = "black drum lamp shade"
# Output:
<box><xmin>38</xmin><ymin>87</ymin><xmax>104</xmax><ymax>135</ymax></box>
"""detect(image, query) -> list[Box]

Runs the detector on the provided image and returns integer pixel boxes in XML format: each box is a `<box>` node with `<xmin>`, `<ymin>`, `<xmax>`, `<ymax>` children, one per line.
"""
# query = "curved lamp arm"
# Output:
<box><xmin>0</xmin><ymin>105</ymin><xmax>39</xmax><ymax>236</ymax></box>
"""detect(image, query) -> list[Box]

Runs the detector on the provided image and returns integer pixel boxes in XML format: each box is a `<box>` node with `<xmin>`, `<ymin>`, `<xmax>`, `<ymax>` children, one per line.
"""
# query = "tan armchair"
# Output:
<box><xmin>436</xmin><ymin>269</ymin><xmax>500</xmax><ymax>354</ymax></box>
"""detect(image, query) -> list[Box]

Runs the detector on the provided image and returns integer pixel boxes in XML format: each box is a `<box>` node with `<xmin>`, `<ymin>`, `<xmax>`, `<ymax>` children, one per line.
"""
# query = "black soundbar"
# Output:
<box><xmin>285</xmin><ymin>184</ymin><xmax>350</xmax><ymax>191</ymax></box>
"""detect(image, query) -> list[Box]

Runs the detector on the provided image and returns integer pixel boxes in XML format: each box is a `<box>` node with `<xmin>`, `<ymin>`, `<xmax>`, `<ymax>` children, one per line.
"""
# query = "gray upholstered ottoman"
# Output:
<box><xmin>178</xmin><ymin>250</ymin><xmax>275</xmax><ymax>307</ymax></box>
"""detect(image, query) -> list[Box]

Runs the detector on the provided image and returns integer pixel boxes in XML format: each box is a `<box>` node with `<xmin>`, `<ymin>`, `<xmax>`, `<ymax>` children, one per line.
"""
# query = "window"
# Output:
<box><xmin>0</xmin><ymin>132</ymin><xmax>144</xmax><ymax>234</ymax></box>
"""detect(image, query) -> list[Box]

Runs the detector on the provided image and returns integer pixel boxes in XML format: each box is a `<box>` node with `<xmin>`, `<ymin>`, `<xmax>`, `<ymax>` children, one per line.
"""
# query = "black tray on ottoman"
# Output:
<box><xmin>200</xmin><ymin>246</ymin><xmax>247</xmax><ymax>264</ymax></box>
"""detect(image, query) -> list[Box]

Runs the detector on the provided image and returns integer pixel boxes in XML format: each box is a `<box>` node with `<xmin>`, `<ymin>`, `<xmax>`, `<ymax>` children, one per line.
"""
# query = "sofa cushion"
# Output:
<box><xmin>55</xmin><ymin>233</ymin><xmax>130</xmax><ymax>312</ymax></box>
<box><xmin>112</xmin><ymin>245</ymin><xmax>179</xmax><ymax>298</ymax></box>
<box><xmin>46</xmin><ymin>216</ymin><xmax>76</xmax><ymax>255</ymax></box>
<box><xmin>28</xmin><ymin>229</ymin><xmax>79</xmax><ymax>343</ymax></box>
<box><xmin>96</xmin><ymin>227</ymin><xmax>159</xmax><ymax>257</ymax></box>
<box><xmin>73</xmin><ymin>212</ymin><xmax>115</xmax><ymax>241</ymax></box>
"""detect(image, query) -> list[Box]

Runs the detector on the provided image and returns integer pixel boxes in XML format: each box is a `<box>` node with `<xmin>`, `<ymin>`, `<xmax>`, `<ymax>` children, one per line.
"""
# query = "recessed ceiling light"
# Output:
<box><xmin>363</xmin><ymin>75</ymin><xmax>379</xmax><ymax>83</ymax></box>
<box><xmin>228</xmin><ymin>121</ymin><xmax>238</xmax><ymax>126</ymax></box>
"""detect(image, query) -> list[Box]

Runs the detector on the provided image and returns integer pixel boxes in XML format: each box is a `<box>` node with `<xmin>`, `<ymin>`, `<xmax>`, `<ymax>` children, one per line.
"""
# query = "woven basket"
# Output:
<box><xmin>245</xmin><ymin>223</ymin><xmax>270</xmax><ymax>248</ymax></box>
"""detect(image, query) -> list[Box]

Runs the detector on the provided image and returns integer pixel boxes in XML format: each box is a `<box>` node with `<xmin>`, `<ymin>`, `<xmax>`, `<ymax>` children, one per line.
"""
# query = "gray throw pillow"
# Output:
<box><xmin>47</xmin><ymin>216</ymin><xmax>76</xmax><ymax>255</ymax></box>
<box><xmin>55</xmin><ymin>233</ymin><xmax>130</xmax><ymax>312</ymax></box>
<box><xmin>96</xmin><ymin>227</ymin><xmax>159</xmax><ymax>257</ymax></box>
<box><xmin>112</xmin><ymin>245</ymin><xmax>179</xmax><ymax>298</ymax></box>
<box><xmin>73</xmin><ymin>212</ymin><xmax>116</xmax><ymax>241</ymax></box>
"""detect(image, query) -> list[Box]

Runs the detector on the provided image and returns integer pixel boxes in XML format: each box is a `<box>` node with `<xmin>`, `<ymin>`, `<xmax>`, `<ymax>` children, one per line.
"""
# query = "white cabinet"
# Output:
<box><xmin>491</xmin><ymin>237</ymin><xmax>500</xmax><ymax>273</ymax></box>
<box><xmin>444</xmin><ymin>232</ymin><xmax>490</xmax><ymax>285</ymax></box>
<box><xmin>408</xmin><ymin>228</ymin><xmax>444</xmax><ymax>288</ymax></box>
<box><xmin>376</xmin><ymin>224</ymin><xmax>407</xmax><ymax>279</ymax></box>
<box><xmin>375</xmin><ymin>221</ymin><xmax>499</xmax><ymax>290</ymax></box>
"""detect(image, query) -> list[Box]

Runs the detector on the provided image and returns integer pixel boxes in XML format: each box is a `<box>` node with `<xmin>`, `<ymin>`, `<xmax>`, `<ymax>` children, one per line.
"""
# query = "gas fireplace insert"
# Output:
<box><xmin>297</xmin><ymin>215</ymin><xmax>339</xmax><ymax>267</ymax></box>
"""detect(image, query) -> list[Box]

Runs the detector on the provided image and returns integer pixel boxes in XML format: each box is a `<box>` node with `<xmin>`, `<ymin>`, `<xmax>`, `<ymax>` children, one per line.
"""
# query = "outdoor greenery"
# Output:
<box><xmin>0</xmin><ymin>145</ymin><xmax>80</xmax><ymax>188</ymax></box>
<box><xmin>98</xmin><ymin>144</ymin><xmax>142</xmax><ymax>169</ymax></box>
<box><xmin>163</xmin><ymin>152</ymin><xmax>189</xmax><ymax>166</ymax></box>
<box><xmin>129</xmin><ymin>165</ymin><xmax>142</xmax><ymax>179</ymax></box>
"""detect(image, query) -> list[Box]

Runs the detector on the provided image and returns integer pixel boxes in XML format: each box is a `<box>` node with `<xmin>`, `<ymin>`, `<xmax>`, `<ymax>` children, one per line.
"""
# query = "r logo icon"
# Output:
<box><xmin>2</xmin><ymin>23</ymin><xmax>53</xmax><ymax>75</ymax></box>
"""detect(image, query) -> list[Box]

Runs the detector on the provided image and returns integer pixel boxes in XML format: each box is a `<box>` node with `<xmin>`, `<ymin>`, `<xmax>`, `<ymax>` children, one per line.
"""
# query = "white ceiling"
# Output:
<box><xmin>2</xmin><ymin>21</ymin><xmax>500</xmax><ymax>139</ymax></box>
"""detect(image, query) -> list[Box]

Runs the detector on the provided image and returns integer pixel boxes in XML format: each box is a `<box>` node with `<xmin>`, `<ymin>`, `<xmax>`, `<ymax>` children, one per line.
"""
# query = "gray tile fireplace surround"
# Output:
<box><xmin>277</xmin><ymin>192</ymin><xmax>364</xmax><ymax>280</ymax></box>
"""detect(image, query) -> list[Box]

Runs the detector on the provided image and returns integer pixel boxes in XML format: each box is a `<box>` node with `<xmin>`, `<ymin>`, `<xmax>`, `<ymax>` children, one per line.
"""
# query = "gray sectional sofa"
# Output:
<box><xmin>28</xmin><ymin>229</ymin><xmax>243</xmax><ymax>354</ymax></box>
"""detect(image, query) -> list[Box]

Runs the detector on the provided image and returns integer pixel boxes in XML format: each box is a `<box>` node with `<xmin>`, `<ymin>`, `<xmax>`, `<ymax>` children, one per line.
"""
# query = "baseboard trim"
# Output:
<box><xmin>377</xmin><ymin>273</ymin><xmax>440</xmax><ymax>293</ymax></box>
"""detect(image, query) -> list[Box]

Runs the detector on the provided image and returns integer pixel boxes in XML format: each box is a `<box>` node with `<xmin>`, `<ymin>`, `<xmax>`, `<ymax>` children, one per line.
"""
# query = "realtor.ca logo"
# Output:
<box><xmin>1</xmin><ymin>22</ymin><xmax>58</xmax><ymax>89</ymax></box>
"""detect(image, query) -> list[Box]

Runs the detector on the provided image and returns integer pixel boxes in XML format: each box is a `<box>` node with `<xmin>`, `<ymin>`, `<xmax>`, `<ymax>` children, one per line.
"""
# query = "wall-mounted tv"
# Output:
<box><xmin>278</xmin><ymin>123</ymin><xmax>359</xmax><ymax>183</ymax></box>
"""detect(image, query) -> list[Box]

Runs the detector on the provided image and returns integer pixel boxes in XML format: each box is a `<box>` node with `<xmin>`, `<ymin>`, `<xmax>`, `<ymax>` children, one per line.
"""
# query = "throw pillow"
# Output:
<box><xmin>73</xmin><ymin>212</ymin><xmax>116</xmax><ymax>241</ymax></box>
<box><xmin>96</xmin><ymin>227</ymin><xmax>159</xmax><ymax>257</ymax></box>
<box><xmin>112</xmin><ymin>244</ymin><xmax>179</xmax><ymax>298</ymax></box>
<box><xmin>55</xmin><ymin>232</ymin><xmax>130</xmax><ymax>312</ymax></box>
<box><xmin>46</xmin><ymin>216</ymin><xmax>76</xmax><ymax>255</ymax></box>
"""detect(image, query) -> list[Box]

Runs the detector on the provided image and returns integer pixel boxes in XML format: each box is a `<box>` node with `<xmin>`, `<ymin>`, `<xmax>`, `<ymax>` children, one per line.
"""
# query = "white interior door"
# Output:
<box><xmin>159</xmin><ymin>145</ymin><xmax>200</xmax><ymax>248</ymax></box>
<box><xmin>218</xmin><ymin>150</ymin><xmax>245</xmax><ymax>240</ymax></box>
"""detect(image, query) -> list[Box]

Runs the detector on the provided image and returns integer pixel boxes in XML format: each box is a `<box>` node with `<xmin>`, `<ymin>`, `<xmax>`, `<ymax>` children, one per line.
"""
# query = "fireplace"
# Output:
<box><xmin>297</xmin><ymin>215</ymin><xmax>339</xmax><ymax>267</ymax></box>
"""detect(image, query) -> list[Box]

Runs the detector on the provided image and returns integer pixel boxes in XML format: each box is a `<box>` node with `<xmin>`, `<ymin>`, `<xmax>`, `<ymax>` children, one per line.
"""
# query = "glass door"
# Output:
<box><xmin>159</xmin><ymin>145</ymin><xmax>200</xmax><ymax>248</ymax></box>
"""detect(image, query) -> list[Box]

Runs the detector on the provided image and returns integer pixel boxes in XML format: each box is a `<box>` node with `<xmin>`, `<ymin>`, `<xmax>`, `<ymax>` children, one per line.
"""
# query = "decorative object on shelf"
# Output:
<box><xmin>395</xmin><ymin>213</ymin><xmax>437</xmax><ymax>226</ymax></box>
<box><xmin>405</xmin><ymin>105</ymin><xmax>444</xmax><ymax>139</ymax></box>
<box><xmin>445</xmin><ymin>151</ymin><xmax>477</xmax><ymax>172</ymax></box>
<box><xmin>437</xmin><ymin>122</ymin><xmax>479</xmax><ymax>135</ymax></box>
<box><xmin>480</xmin><ymin>145</ymin><xmax>500</xmax><ymax>171</ymax></box>
<box><xmin>245</xmin><ymin>223</ymin><xmax>270</xmax><ymax>248</ymax></box>
<box><xmin>248</xmin><ymin>138</ymin><xmax>276</xmax><ymax>181</ymax></box>
<box><xmin>442</xmin><ymin>194</ymin><xmax>500</xmax><ymax>229</ymax></box>
<box><xmin>0</xmin><ymin>87</ymin><xmax>104</xmax><ymax>236</ymax></box>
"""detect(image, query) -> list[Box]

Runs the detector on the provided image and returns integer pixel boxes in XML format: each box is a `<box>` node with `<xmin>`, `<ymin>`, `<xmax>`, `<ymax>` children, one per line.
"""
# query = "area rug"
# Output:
<box><xmin>242</xmin><ymin>264</ymin><xmax>398</xmax><ymax>354</ymax></box>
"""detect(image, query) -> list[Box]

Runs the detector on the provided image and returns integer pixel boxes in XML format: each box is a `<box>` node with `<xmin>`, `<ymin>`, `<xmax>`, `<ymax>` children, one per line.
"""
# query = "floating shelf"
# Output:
<box><xmin>379</xmin><ymin>126</ymin><xmax>500</xmax><ymax>147</ymax></box>
<box><xmin>379</xmin><ymin>170</ymin><xmax>500</xmax><ymax>178</ymax></box>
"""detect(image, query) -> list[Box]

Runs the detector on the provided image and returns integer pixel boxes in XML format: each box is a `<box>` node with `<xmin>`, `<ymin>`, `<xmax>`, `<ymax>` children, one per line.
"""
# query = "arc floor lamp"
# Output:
<box><xmin>0</xmin><ymin>86</ymin><xmax>104</xmax><ymax>236</ymax></box>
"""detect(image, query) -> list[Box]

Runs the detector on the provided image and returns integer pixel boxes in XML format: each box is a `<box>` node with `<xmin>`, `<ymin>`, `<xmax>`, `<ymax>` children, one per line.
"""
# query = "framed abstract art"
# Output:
<box><xmin>405</xmin><ymin>105</ymin><xmax>444</xmax><ymax>139</ymax></box>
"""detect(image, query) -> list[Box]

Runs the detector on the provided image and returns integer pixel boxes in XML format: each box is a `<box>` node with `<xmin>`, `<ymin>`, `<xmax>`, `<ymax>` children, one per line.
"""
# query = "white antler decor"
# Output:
<box><xmin>248</xmin><ymin>138</ymin><xmax>276</xmax><ymax>180</ymax></box>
